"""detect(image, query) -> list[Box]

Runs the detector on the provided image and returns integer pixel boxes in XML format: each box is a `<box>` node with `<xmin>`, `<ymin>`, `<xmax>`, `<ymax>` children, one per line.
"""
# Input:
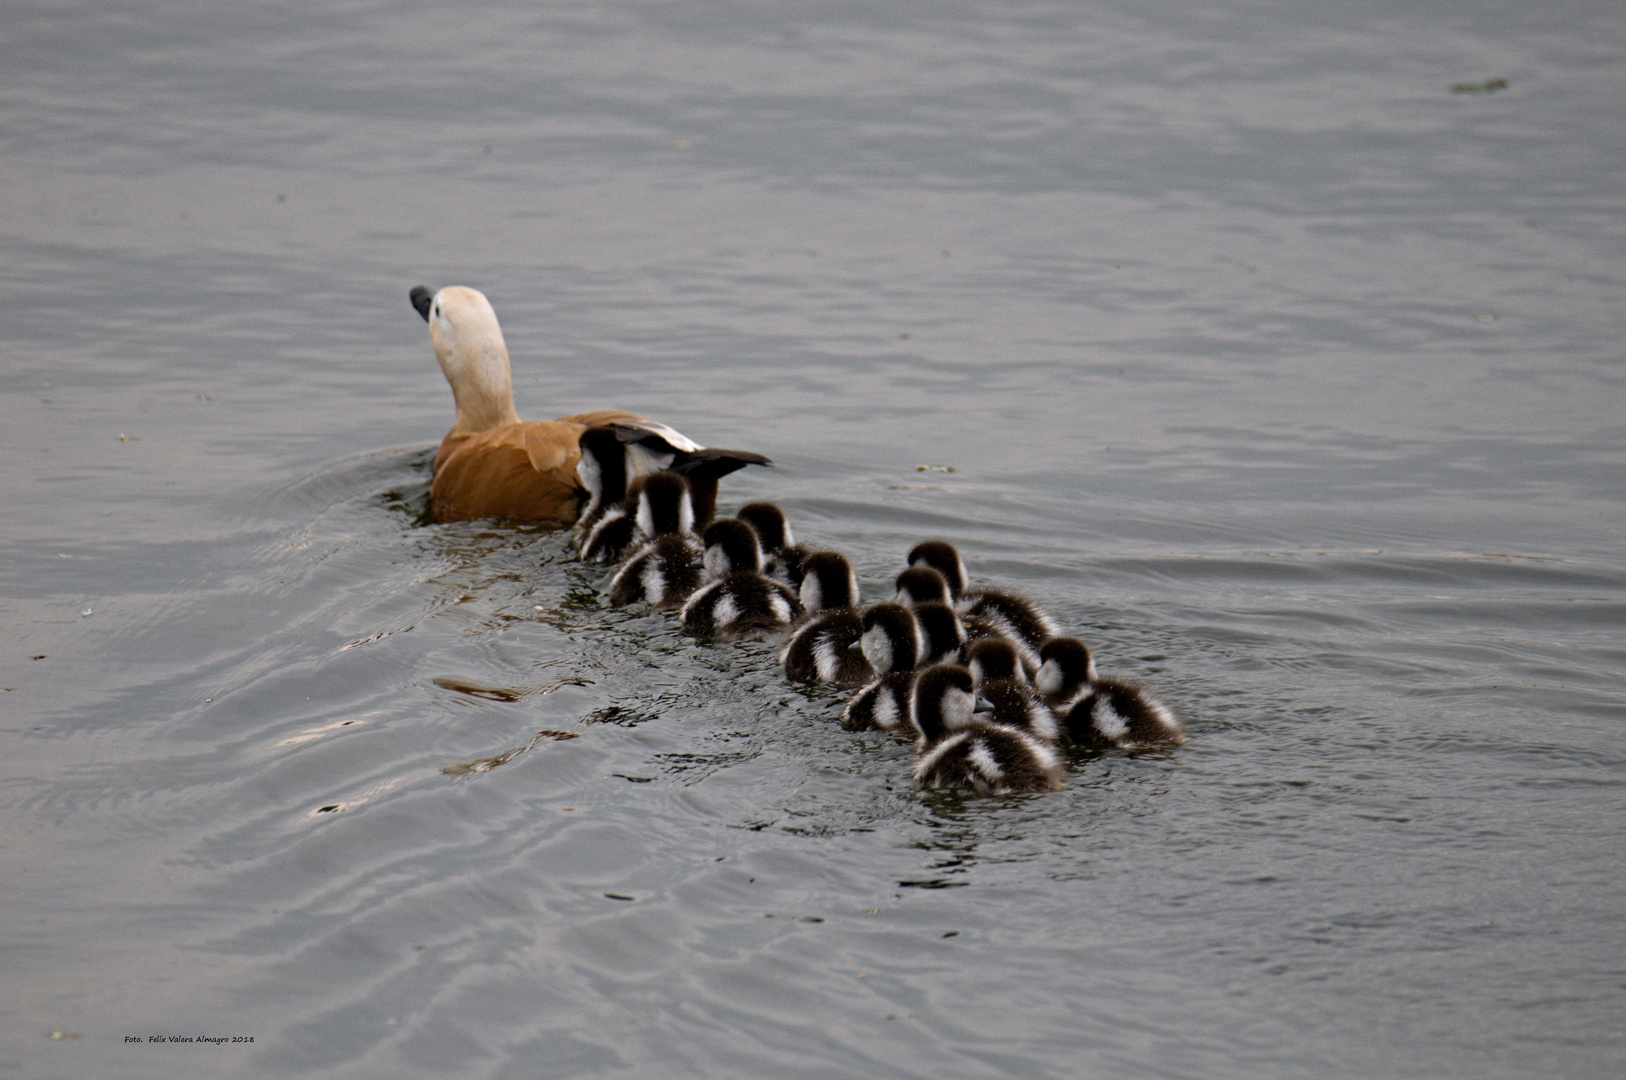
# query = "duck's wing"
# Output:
<box><xmin>666</xmin><ymin>447</ymin><xmax>773</xmax><ymax>521</ymax></box>
<box><xmin>599</xmin><ymin>419</ymin><xmax>772</xmax><ymax>521</ymax></box>
<box><xmin>667</xmin><ymin>446</ymin><xmax>774</xmax><ymax>475</ymax></box>
<box><xmin>556</xmin><ymin>409</ymin><xmax>650</xmax><ymax>429</ymax></box>
<box><xmin>603</xmin><ymin>418</ymin><xmax>704</xmax><ymax>454</ymax></box>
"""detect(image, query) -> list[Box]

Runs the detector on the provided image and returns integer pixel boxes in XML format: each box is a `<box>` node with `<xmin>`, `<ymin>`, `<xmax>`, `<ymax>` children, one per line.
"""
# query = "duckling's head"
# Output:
<box><xmin>735</xmin><ymin>502</ymin><xmax>794</xmax><ymax>552</ymax></box>
<box><xmin>412</xmin><ymin>285</ymin><xmax>520</xmax><ymax>435</ymax></box>
<box><xmin>966</xmin><ymin>637</ymin><xmax>1023</xmax><ymax>687</ymax></box>
<box><xmin>1036</xmin><ymin>636</ymin><xmax>1096</xmax><ymax>699</ymax></box>
<box><xmin>912</xmin><ymin>663</ymin><xmax>976</xmax><ymax>743</ymax></box>
<box><xmin>895</xmin><ymin>566</ymin><xmax>952</xmax><ymax>607</ymax></box>
<box><xmin>907</xmin><ymin>540</ymin><xmax>967</xmax><ymax>598</ymax></box>
<box><xmin>632</xmin><ymin>471</ymin><xmax>695</xmax><ymax>538</ymax></box>
<box><xmin>576</xmin><ymin>426</ymin><xmax>631</xmax><ymax>512</ymax></box>
<box><xmin>800</xmin><ymin>551</ymin><xmax>860</xmax><ymax>612</ymax></box>
<box><xmin>912</xmin><ymin>601</ymin><xmax>966</xmax><ymax>663</ymax></box>
<box><xmin>702</xmin><ymin>518</ymin><xmax>763</xmax><ymax>579</ymax></box>
<box><xmin>860</xmin><ymin>602</ymin><xmax>921</xmax><ymax>674</ymax></box>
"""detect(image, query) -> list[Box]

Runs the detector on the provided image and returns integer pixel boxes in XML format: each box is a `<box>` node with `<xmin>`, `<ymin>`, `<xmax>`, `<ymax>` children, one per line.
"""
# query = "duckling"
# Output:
<box><xmin>857</xmin><ymin>602</ymin><xmax>923</xmax><ymax>675</ymax></box>
<box><xmin>910</xmin><ymin>664</ymin><xmax>1065</xmax><ymax>795</ymax></box>
<box><xmin>411</xmin><ymin>285</ymin><xmax>769</xmax><ymax>524</ymax></box>
<box><xmin>697</xmin><ymin>518</ymin><xmax>762</xmax><ymax>580</ymax></box>
<box><xmin>1045</xmin><ymin>638</ymin><xmax>1186</xmax><ymax>751</ymax></box>
<box><xmin>893</xmin><ymin>566</ymin><xmax>956</xmax><ymax>608</ymax></box>
<box><xmin>574</xmin><ymin>426</ymin><xmax>639</xmax><ymax>562</ymax></box>
<box><xmin>607</xmin><ymin>473</ymin><xmax>703</xmax><ymax>609</ymax></box>
<box><xmin>911</xmin><ymin>601</ymin><xmax>968</xmax><ymax>665</ymax></box>
<box><xmin>894</xmin><ymin>567</ymin><xmax>1028</xmax><ymax>665</ymax></box>
<box><xmin>1034</xmin><ymin>636</ymin><xmax>1097</xmax><ymax>710</ymax></box>
<box><xmin>680</xmin><ymin>520</ymin><xmax>804</xmax><ymax>639</ymax></box>
<box><xmin>842</xmin><ymin>603</ymin><xmax>923</xmax><ymax>735</ymax></box>
<box><xmin>734</xmin><ymin>502</ymin><xmax>811</xmax><ymax>589</ymax></box>
<box><xmin>964</xmin><ymin>638</ymin><xmax>1065</xmax><ymax>744</ymax></box>
<box><xmin>906</xmin><ymin>540</ymin><xmax>1060</xmax><ymax>654</ymax></box>
<box><xmin>779</xmin><ymin>551</ymin><xmax>871</xmax><ymax>685</ymax></box>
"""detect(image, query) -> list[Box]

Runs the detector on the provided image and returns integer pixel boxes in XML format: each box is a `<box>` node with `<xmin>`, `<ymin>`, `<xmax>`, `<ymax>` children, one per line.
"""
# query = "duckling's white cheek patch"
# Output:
<box><xmin>942</xmin><ymin>690</ymin><xmax>975</xmax><ymax>730</ymax></box>
<box><xmin>968</xmin><ymin>659</ymin><xmax>985</xmax><ymax>687</ymax></box>
<box><xmin>801</xmin><ymin>578</ymin><xmax>824</xmax><ymax>613</ymax></box>
<box><xmin>1035</xmin><ymin>661</ymin><xmax>1061</xmax><ymax>695</ymax></box>
<box><xmin>703</xmin><ymin>546</ymin><xmax>728</xmax><ymax>579</ymax></box>
<box><xmin>860</xmin><ymin>627</ymin><xmax>892</xmax><ymax>673</ymax></box>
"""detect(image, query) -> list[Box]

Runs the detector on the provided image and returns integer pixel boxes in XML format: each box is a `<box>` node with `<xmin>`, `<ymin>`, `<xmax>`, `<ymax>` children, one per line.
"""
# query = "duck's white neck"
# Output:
<box><xmin>439</xmin><ymin>337</ymin><xmax>520</xmax><ymax>436</ymax></box>
<box><xmin>430</xmin><ymin>287</ymin><xmax>522</xmax><ymax>438</ymax></box>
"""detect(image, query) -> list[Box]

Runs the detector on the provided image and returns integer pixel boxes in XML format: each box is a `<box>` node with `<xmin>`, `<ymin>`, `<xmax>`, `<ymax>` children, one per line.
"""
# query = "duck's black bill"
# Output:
<box><xmin>409</xmin><ymin>285</ymin><xmax>435</xmax><ymax>321</ymax></box>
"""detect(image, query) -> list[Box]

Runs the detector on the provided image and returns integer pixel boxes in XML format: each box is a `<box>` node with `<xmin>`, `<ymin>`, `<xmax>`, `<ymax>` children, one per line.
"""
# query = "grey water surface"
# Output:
<box><xmin>3</xmin><ymin>1</ymin><xmax>1624</xmax><ymax>1077</ymax></box>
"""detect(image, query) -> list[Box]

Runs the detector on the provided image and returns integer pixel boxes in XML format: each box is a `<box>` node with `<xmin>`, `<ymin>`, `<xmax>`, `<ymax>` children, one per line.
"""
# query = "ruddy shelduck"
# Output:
<box><xmin>411</xmin><ymin>285</ymin><xmax>769</xmax><ymax>524</ymax></box>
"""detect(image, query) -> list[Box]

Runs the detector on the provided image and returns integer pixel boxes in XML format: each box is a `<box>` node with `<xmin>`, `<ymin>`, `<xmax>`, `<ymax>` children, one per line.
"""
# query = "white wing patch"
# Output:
<box><xmin>812</xmin><ymin>635</ymin><xmax>841</xmax><ymax>681</ymax></box>
<box><xmin>1019</xmin><ymin>731</ymin><xmax>1062</xmax><ymax>771</ymax></box>
<box><xmin>874</xmin><ymin>690</ymin><xmax>899</xmax><ymax>731</ymax></box>
<box><xmin>1148</xmin><ymin>696</ymin><xmax>1179</xmax><ymax>732</ymax></box>
<box><xmin>617</xmin><ymin>419</ymin><xmax>702</xmax><ymax>454</ymax></box>
<box><xmin>1092</xmin><ymin>698</ymin><xmax>1129</xmax><ymax>742</ymax></box>
<box><xmin>712</xmin><ymin>591</ymin><xmax>740</xmax><ymax>628</ymax></box>
<box><xmin>914</xmin><ymin>731</ymin><xmax>971</xmax><ymax>782</ymax></box>
<box><xmin>623</xmin><ymin>442</ymin><xmax>674</xmax><ymax>481</ymax></box>
<box><xmin>967</xmin><ymin>739</ymin><xmax>1004</xmax><ymax>780</ymax></box>
<box><xmin>582</xmin><ymin>506</ymin><xmax>628</xmax><ymax>561</ymax></box>
<box><xmin>640</xmin><ymin>561</ymin><xmax>666</xmax><ymax>606</ymax></box>
<box><xmin>1027</xmin><ymin>701</ymin><xmax>1061</xmax><ymax>742</ymax></box>
<box><xmin>680</xmin><ymin>581</ymin><xmax>716</xmax><ymax>622</ymax></box>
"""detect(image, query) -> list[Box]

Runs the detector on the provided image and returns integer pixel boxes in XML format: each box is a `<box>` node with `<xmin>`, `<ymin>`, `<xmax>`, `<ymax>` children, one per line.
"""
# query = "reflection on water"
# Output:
<box><xmin>4</xmin><ymin>0</ymin><xmax>1625</xmax><ymax>1077</ymax></box>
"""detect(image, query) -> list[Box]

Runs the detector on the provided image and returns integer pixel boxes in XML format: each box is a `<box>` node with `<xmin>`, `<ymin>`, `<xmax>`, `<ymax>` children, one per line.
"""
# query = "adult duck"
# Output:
<box><xmin>411</xmin><ymin>285</ymin><xmax>770</xmax><ymax>524</ymax></box>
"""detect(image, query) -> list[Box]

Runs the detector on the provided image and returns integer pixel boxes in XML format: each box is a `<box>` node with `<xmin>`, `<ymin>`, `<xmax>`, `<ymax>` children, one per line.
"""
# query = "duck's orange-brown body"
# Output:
<box><xmin>430</xmin><ymin>410</ymin><xmax>645</xmax><ymax>524</ymax></box>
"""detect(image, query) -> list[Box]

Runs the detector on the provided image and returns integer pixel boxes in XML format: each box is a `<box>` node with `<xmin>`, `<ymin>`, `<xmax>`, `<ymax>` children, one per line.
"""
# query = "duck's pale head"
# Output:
<box><xmin>413</xmin><ymin>285</ymin><xmax>520</xmax><ymax>436</ymax></box>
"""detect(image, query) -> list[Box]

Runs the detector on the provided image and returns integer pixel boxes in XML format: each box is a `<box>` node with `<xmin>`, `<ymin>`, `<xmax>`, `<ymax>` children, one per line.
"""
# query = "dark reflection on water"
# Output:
<box><xmin>5</xmin><ymin>0</ymin><xmax>1626</xmax><ymax>1078</ymax></box>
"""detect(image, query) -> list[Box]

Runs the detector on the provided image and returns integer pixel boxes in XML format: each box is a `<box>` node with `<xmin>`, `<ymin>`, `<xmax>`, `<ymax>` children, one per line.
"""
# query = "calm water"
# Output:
<box><xmin>3</xmin><ymin>1</ymin><xmax>1624</xmax><ymax>1077</ymax></box>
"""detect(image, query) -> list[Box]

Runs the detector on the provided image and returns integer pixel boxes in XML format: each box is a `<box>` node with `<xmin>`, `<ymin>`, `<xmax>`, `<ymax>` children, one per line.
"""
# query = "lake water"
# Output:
<box><xmin>3</xmin><ymin>1</ymin><xmax>1624</xmax><ymax>1077</ymax></box>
